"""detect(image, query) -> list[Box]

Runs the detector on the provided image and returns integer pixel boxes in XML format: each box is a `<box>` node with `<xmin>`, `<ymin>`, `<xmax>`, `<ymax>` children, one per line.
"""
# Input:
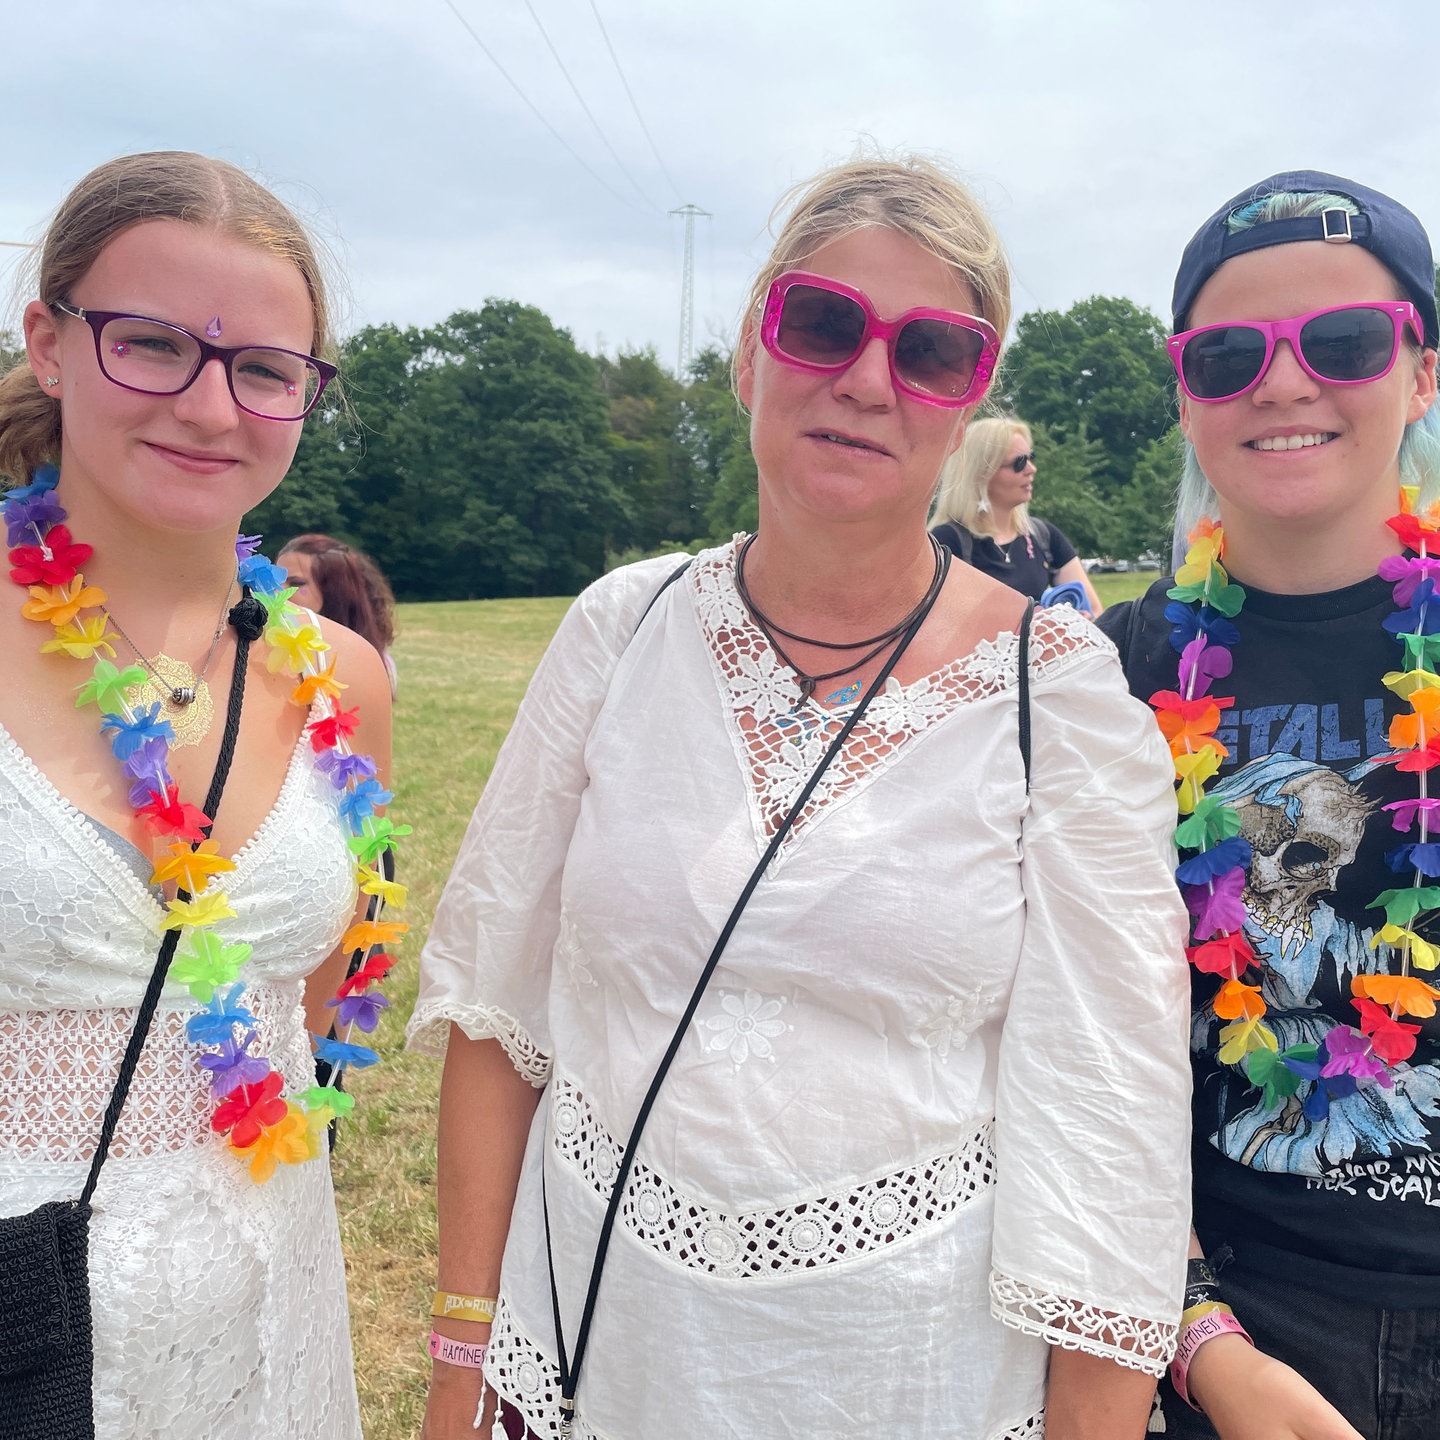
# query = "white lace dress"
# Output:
<box><xmin>0</xmin><ymin>723</ymin><xmax>363</xmax><ymax>1439</ymax></box>
<box><xmin>411</xmin><ymin>543</ymin><xmax>1193</xmax><ymax>1440</ymax></box>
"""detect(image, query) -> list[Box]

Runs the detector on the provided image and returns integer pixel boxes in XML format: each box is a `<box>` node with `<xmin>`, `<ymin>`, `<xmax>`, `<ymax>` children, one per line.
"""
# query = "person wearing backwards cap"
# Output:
<box><xmin>1101</xmin><ymin>171</ymin><xmax>1440</xmax><ymax>1438</ymax></box>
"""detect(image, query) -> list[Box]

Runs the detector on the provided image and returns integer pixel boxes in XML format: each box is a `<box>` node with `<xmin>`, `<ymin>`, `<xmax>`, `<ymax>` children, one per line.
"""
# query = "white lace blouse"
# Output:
<box><xmin>0</xmin><ymin>722</ymin><xmax>363</xmax><ymax>1439</ymax></box>
<box><xmin>411</xmin><ymin>543</ymin><xmax>1192</xmax><ymax>1440</ymax></box>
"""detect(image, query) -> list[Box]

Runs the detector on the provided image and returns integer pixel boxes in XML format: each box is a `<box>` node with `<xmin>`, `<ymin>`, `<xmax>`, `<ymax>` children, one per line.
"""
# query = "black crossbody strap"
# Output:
<box><xmin>544</xmin><ymin>549</ymin><xmax>950</xmax><ymax>1426</ymax></box>
<box><xmin>633</xmin><ymin>558</ymin><xmax>692</xmax><ymax>634</ymax></box>
<box><xmin>1018</xmin><ymin>599</ymin><xmax>1034</xmax><ymax>792</ymax></box>
<box><xmin>79</xmin><ymin>589</ymin><xmax>259</xmax><ymax>1206</ymax></box>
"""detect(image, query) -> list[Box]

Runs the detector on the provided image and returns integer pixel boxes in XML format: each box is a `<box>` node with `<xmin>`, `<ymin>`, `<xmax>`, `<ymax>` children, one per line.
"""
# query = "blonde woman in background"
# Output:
<box><xmin>932</xmin><ymin>416</ymin><xmax>1104</xmax><ymax>612</ymax></box>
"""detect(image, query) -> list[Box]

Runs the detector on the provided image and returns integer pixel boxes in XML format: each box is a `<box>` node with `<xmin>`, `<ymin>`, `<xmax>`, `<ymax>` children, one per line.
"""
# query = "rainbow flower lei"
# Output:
<box><xmin>5</xmin><ymin>464</ymin><xmax>409</xmax><ymax>1182</ymax></box>
<box><xmin>1154</xmin><ymin>490</ymin><xmax>1440</xmax><ymax>1116</ymax></box>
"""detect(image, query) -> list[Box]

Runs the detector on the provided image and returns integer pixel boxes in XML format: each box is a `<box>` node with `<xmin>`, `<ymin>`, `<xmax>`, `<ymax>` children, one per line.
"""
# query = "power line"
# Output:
<box><xmin>587</xmin><ymin>0</ymin><xmax>683</xmax><ymax>206</ymax></box>
<box><xmin>521</xmin><ymin>0</ymin><xmax>660</xmax><ymax>213</ymax></box>
<box><xmin>437</xmin><ymin>0</ymin><xmax>645</xmax><ymax>214</ymax></box>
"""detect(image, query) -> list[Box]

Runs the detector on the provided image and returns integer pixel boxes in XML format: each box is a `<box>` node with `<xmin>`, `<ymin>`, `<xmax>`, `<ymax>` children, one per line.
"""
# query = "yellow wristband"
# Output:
<box><xmin>431</xmin><ymin>1291</ymin><xmax>497</xmax><ymax>1323</ymax></box>
<box><xmin>1180</xmin><ymin>1300</ymin><xmax>1230</xmax><ymax>1329</ymax></box>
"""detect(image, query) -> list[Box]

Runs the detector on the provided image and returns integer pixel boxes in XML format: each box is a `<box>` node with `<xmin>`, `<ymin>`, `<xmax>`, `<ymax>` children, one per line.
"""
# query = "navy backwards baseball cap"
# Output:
<box><xmin>1172</xmin><ymin>169</ymin><xmax>1439</xmax><ymax>347</ymax></box>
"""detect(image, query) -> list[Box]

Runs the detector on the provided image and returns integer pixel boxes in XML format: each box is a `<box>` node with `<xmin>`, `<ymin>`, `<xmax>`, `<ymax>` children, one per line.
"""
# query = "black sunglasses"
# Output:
<box><xmin>1005</xmin><ymin>452</ymin><xmax>1036</xmax><ymax>473</ymax></box>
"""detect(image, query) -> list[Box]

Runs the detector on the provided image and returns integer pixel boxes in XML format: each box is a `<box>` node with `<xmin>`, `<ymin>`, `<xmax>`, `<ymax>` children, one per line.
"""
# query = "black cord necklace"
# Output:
<box><xmin>734</xmin><ymin>533</ymin><xmax>949</xmax><ymax>703</ymax></box>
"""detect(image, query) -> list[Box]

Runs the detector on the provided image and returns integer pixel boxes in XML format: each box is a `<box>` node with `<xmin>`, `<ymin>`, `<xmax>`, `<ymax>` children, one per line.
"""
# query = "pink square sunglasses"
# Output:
<box><xmin>760</xmin><ymin>271</ymin><xmax>999</xmax><ymax>408</ymax></box>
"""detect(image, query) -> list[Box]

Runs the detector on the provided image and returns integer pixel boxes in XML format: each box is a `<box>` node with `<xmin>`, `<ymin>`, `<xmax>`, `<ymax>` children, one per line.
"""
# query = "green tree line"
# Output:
<box><xmin>2</xmin><ymin>293</ymin><xmax>1182</xmax><ymax>598</ymax></box>
<box><xmin>250</xmin><ymin>292</ymin><xmax>1182</xmax><ymax>598</ymax></box>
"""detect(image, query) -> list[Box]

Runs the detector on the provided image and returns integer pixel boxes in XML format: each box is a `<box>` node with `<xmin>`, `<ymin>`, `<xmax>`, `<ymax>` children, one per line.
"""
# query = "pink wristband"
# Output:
<box><xmin>1170</xmin><ymin>1308</ymin><xmax>1252</xmax><ymax>1408</ymax></box>
<box><xmin>429</xmin><ymin>1331</ymin><xmax>488</xmax><ymax>1370</ymax></box>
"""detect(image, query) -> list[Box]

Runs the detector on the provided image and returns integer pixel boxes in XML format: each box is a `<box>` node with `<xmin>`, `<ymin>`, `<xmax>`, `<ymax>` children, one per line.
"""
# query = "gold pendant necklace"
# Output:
<box><xmin>102</xmin><ymin>578</ymin><xmax>236</xmax><ymax>749</ymax></box>
<box><xmin>126</xmin><ymin>653</ymin><xmax>216</xmax><ymax>747</ymax></box>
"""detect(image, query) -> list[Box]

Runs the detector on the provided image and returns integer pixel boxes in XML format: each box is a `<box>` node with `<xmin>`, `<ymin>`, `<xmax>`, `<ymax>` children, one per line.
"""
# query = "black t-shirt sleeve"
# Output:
<box><xmin>1045</xmin><ymin>524</ymin><xmax>1078</xmax><ymax>570</ymax></box>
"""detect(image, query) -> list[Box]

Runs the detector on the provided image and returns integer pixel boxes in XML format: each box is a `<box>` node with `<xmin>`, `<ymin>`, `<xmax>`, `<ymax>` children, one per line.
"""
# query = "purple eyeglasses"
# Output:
<box><xmin>760</xmin><ymin>271</ymin><xmax>999</xmax><ymax>408</ymax></box>
<box><xmin>53</xmin><ymin>301</ymin><xmax>336</xmax><ymax>420</ymax></box>
<box><xmin>1168</xmin><ymin>301</ymin><xmax>1423</xmax><ymax>403</ymax></box>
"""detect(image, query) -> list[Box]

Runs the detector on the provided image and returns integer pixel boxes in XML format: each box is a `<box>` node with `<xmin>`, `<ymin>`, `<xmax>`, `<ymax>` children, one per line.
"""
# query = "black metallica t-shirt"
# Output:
<box><xmin>1102</xmin><ymin>577</ymin><xmax>1440</xmax><ymax>1302</ymax></box>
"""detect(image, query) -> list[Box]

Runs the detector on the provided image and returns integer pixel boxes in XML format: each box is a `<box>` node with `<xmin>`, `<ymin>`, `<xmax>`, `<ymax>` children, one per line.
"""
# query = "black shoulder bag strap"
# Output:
<box><xmin>1018</xmin><ymin>598</ymin><xmax>1034</xmax><ymax>793</ymax></box>
<box><xmin>543</xmin><ymin>548</ymin><xmax>951</xmax><ymax>1430</ymax></box>
<box><xmin>78</xmin><ymin>589</ymin><xmax>264</xmax><ymax>1208</ymax></box>
<box><xmin>633</xmin><ymin>557</ymin><xmax>692</xmax><ymax>634</ymax></box>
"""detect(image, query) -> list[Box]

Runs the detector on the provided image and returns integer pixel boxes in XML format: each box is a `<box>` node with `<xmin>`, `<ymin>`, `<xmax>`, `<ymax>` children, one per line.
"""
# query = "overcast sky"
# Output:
<box><xmin>5</xmin><ymin>1</ymin><xmax>1438</xmax><ymax>371</ymax></box>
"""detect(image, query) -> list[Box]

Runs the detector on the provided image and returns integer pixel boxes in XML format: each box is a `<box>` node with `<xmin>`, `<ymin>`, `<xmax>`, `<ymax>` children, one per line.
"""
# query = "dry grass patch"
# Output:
<box><xmin>336</xmin><ymin>595</ymin><xmax>570</xmax><ymax>1439</ymax></box>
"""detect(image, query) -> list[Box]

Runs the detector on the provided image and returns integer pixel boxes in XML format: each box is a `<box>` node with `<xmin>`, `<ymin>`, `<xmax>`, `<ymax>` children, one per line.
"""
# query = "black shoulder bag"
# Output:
<box><xmin>0</xmin><ymin>593</ymin><xmax>265</xmax><ymax>1440</ymax></box>
<box><xmin>539</xmin><ymin>557</ymin><xmax>1036</xmax><ymax>1430</ymax></box>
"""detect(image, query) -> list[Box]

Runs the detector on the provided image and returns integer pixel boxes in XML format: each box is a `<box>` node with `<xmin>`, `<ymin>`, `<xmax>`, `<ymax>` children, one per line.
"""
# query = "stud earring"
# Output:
<box><xmin>43</xmin><ymin>377</ymin><xmax>60</xmax><ymax>388</ymax></box>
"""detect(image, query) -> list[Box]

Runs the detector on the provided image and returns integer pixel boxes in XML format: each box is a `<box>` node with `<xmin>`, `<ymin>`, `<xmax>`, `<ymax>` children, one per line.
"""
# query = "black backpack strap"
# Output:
<box><xmin>931</xmin><ymin>521</ymin><xmax>973</xmax><ymax>565</ymax></box>
<box><xmin>633</xmin><ymin>558</ymin><xmax>692</xmax><ymax>635</ymax></box>
<box><xmin>1018</xmin><ymin>599</ymin><xmax>1034</xmax><ymax>791</ymax></box>
<box><xmin>1029</xmin><ymin>518</ymin><xmax>1057</xmax><ymax>576</ymax></box>
<box><xmin>1117</xmin><ymin>580</ymin><xmax>1168</xmax><ymax>683</ymax></box>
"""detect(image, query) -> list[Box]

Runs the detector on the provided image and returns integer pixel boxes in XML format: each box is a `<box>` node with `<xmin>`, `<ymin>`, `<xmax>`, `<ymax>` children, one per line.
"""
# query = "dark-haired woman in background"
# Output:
<box><xmin>278</xmin><ymin>533</ymin><xmax>398</xmax><ymax>696</ymax></box>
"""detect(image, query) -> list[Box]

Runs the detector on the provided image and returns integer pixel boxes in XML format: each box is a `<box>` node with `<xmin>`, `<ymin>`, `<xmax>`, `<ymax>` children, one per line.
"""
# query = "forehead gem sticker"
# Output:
<box><xmin>206</xmin><ymin>315</ymin><xmax>222</xmax><ymax>339</ymax></box>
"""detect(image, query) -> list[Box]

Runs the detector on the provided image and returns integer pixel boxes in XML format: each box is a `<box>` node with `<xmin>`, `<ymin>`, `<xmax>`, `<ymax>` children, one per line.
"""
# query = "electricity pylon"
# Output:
<box><xmin>669</xmin><ymin>204</ymin><xmax>711</xmax><ymax>377</ymax></box>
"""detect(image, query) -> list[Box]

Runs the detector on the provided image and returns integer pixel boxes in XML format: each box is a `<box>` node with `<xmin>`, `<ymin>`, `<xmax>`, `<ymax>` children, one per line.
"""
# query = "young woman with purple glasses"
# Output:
<box><xmin>1101</xmin><ymin>171</ymin><xmax>1440</xmax><ymax>1439</ymax></box>
<box><xmin>0</xmin><ymin>153</ymin><xmax>393</xmax><ymax>1438</ymax></box>
<box><xmin>412</xmin><ymin>154</ymin><xmax>1192</xmax><ymax>1440</ymax></box>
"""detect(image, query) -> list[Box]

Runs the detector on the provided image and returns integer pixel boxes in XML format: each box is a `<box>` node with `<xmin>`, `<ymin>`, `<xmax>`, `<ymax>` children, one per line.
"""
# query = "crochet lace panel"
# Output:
<box><xmin>691</xmin><ymin>543</ymin><xmax>1108</xmax><ymax>846</ymax></box>
<box><xmin>551</xmin><ymin>1078</ymin><xmax>995</xmax><ymax>1277</ymax></box>
<box><xmin>990</xmin><ymin>1271</ymin><xmax>1176</xmax><ymax>1377</ymax></box>
<box><xmin>406</xmin><ymin>999</ymin><xmax>551</xmax><ymax>1087</ymax></box>
<box><xmin>0</xmin><ymin>985</ymin><xmax>310</xmax><ymax>1162</ymax></box>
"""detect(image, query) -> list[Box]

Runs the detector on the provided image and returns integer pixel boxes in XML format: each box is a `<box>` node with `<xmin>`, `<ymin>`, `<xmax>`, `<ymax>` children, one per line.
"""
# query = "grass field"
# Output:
<box><xmin>335</xmin><ymin>596</ymin><xmax>570</xmax><ymax>1439</ymax></box>
<box><xmin>1092</xmin><ymin>571</ymin><xmax>1155</xmax><ymax>607</ymax></box>
<box><xmin>339</xmin><ymin>570</ymin><xmax>1158</xmax><ymax>1436</ymax></box>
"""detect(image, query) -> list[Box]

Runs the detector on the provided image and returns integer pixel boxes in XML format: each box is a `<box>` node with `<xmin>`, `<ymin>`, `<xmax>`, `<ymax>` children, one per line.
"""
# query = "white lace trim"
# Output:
<box><xmin>487</xmin><ymin>1298</ymin><xmax>606</xmax><ymax>1440</ymax></box>
<box><xmin>989</xmin><ymin>1271</ymin><xmax>1175</xmax><ymax>1377</ymax></box>
<box><xmin>406</xmin><ymin>998</ymin><xmax>551</xmax><ymax>1086</ymax></box>
<box><xmin>690</xmin><ymin>543</ymin><xmax>1109</xmax><ymax>846</ymax></box>
<box><xmin>551</xmin><ymin>1078</ymin><xmax>995</xmax><ymax>1276</ymax></box>
<box><xmin>996</xmin><ymin>1411</ymin><xmax>1046</xmax><ymax>1439</ymax></box>
<box><xmin>0</xmin><ymin>984</ymin><xmax>307</xmax><ymax>1162</ymax></box>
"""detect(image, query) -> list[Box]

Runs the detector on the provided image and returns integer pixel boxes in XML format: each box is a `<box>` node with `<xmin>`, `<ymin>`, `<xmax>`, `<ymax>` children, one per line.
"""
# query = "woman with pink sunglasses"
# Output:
<box><xmin>1101</xmin><ymin>171</ymin><xmax>1440</xmax><ymax>1439</ymax></box>
<box><xmin>413</xmin><ymin>155</ymin><xmax>1191</xmax><ymax>1440</ymax></box>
